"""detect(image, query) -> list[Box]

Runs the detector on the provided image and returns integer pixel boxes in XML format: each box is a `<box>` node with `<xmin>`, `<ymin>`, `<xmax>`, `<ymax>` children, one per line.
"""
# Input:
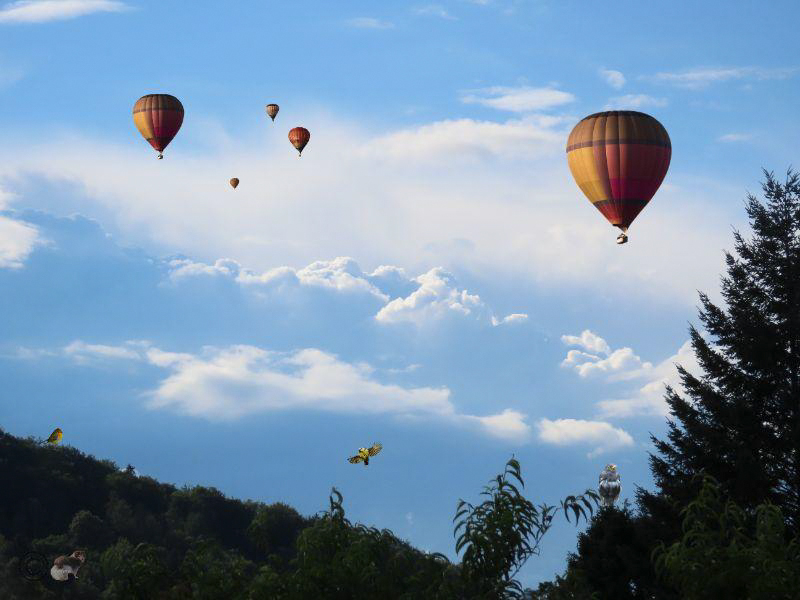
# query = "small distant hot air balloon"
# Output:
<box><xmin>289</xmin><ymin>127</ymin><xmax>310</xmax><ymax>156</ymax></box>
<box><xmin>229</xmin><ymin>178</ymin><xmax>239</xmax><ymax>189</ymax></box>
<box><xmin>566</xmin><ymin>111</ymin><xmax>671</xmax><ymax>244</ymax></box>
<box><xmin>266</xmin><ymin>104</ymin><xmax>279</xmax><ymax>122</ymax></box>
<box><xmin>132</xmin><ymin>94</ymin><xmax>184</xmax><ymax>159</ymax></box>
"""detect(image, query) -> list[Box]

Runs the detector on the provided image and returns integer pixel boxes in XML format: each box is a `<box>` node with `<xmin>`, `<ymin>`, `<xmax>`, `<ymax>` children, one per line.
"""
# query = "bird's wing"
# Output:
<box><xmin>348</xmin><ymin>455</ymin><xmax>363</xmax><ymax>464</ymax></box>
<box><xmin>368</xmin><ymin>443</ymin><xmax>382</xmax><ymax>456</ymax></box>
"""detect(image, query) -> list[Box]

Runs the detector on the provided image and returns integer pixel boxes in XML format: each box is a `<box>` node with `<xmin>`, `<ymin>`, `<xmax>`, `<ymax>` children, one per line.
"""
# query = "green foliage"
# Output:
<box><xmin>247</xmin><ymin>501</ymin><xmax>307</xmax><ymax>560</ymax></box>
<box><xmin>652</xmin><ymin>474</ymin><xmax>800</xmax><ymax>599</ymax></box>
<box><xmin>454</xmin><ymin>457</ymin><xmax>599</xmax><ymax>599</ymax></box>
<box><xmin>271</xmin><ymin>488</ymin><xmax>464</xmax><ymax>599</ymax></box>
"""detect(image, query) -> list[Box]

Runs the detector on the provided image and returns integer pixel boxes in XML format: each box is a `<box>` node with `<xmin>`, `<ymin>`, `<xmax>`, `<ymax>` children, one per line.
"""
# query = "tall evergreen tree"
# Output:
<box><xmin>640</xmin><ymin>169</ymin><xmax>800</xmax><ymax>537</ymax></box>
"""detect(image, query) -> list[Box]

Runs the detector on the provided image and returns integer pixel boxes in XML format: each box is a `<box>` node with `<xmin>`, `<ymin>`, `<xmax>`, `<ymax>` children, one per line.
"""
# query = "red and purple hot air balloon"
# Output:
<box><xmin>132</xmin><ymin>94</ymin><xmax>184</xmax><ymax>159</ymax></box>
<box><xmin>288</xmin><ymin>127</ymin><xmax>310</xmax><ymax>156</ymax></box>
<box><xmin>566</xmin><ymin>111</ymin><xmax>671</xmax><ymax>244</ymax></box>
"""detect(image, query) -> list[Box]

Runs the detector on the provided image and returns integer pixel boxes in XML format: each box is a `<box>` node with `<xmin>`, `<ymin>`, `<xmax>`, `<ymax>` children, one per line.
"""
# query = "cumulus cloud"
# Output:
<box><xmin>645</xmin><ymin>66</ymin><xmax>796</xmax><ymax>89</ymax></box>
<box><xmin>169</xmin><ymin>256</ymin><xmax>523</xmax><ymax>327</ymax></box>
<box><xmin>0</xmin><ymin>0</ymin><xmax>128</xmax><ymax>23</ymax></box>
<box><xmin>536</xmin><ymin>418</ymin><xmax>634</xmax><ymax>458</ymax></box>
<box><xmin>561</xmin><ymin>330</ymin><xmax>652</xmax><ymax>380</ymax></box>
<box><xmin>491</xmin><ymin>313</ymin><xmax>528</xmax><ymax>326</ymax></box>
<box><xmin>345</xmin><ymin>17</ymin><xmax>394</xmax><ymax>29</ymax></box>
<box><xmin>561</xmin><ymin>330</ymin><xmax>610</xmax><ymax>355</ymax></box>
<box><xmin>596</xmin><ymin>340</ymin><xmax>700</xmax><ymax>418</ymax></box>
<box><xmin>604</xmin><ymin>94</ymin><xmax>668</xmax><ymax>110</ymax></box>
<box><xmin>461</xmin><ymin>86</ymin><xmax>575</xmax><ymax>113</ymax></box>
<box><xmin>561</xmin><ymin>330</ymin><xmax>702</xmax><ymax>417</ymax></box>
<box><xmin>0</xmin><ymin>213</ymin><xmax>40</xmax><ymax>268</ymax></box>
<box><xmin>375</xmin><ymin>267</ymin><xmax>484</xmax><ymax>325</ymax></box>
<box><xmin>58</xmin><ymin>339</ymin><xmax>532</xmax><ymax>440</ymax></box>
<box><xmin>599</xmin><ymin>69</ymin><xmax>626</xmax><ymax>89</ymax></box>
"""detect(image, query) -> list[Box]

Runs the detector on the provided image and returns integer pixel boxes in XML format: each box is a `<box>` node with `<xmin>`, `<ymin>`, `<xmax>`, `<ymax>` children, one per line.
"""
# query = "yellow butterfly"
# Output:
<box><xmin>348</xmin><ymin>443</ymin><xmax>382</xmax><ymax>466</ymax></box>
<box><xmin>46</xmin><ymin>428</ymin><xmax>63</xmax><ymax>445</ymax></box>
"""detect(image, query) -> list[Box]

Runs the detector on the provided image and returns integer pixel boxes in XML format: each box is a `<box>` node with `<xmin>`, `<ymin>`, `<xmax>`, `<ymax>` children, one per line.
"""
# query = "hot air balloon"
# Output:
<box><xmin>230</xmin><ymin>178</ymin><xmax>239</xmax><ymax>189</ymax></box>
<box><xmin>289</xmin><ymin>127</ymin><xmax>310</xmax><ymax>156</ymax></box>
<box><xmin>132</xmin><ymin>94</ymin><xmax>184</xmax><ymax>159</ymax></box>
<box><xmin>566</xmin><ymin>111</ymin><xmax>671</xmax><ymax>244</ymax></box>
<box><xmin>266</xmin><ymin>104</ymin><xmax>279</xmax><ymax>122</ymax></box>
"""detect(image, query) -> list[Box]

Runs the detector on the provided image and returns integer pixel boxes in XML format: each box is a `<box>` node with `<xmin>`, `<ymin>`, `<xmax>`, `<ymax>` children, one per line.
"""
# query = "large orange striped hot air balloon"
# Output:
<box><xmin>132</xmin><ymin>94</ymin><xmax>184</xmax><ymax>159</ymax></box>
<box><xmin>266</xmin><ymin>104</ymin><xmax>279</xmax><ymax>122</ymax></box>
<box><xmin>288</xmin><ymin>127</ymin><xmax>310</xmax><ymax>156</ymax></box>
<box><xmin>566</xmin><ymin>111</ymin><xmax>671</xmax><ymax>244</ymax></box>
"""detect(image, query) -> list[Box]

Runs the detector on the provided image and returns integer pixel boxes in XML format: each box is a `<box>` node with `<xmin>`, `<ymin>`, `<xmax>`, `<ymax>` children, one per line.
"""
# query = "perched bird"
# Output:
<box><xmin>598</xmin><ymin>464</ymin><xmax>621</xmax><ymax>507</ymax></box>
<box><xmin>348</xmin><ymin>443</ymin><xmax>382</xmax><ymax>466</ymax></box>
<box><xmin>50</xmin><ymin>550</ymin><xmax>86</xmax><ymax>581</ymax></box>
<box><xmin>45</xmin><ymin>428</ymin><xmax>62</xmax><ymax>445</ymax></box>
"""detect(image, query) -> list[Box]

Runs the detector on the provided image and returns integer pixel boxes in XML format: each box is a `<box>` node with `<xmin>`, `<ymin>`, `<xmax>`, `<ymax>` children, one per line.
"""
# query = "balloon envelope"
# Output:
<box><xmin>289</xmin><ymin>127</ymin><xmax>310</xmax><ymax>155</ymax></box>
<box><xmin>230</xmin><ymin>178</ymin><xmax>239</xmax><ymax>189</ymax></box>
<box><xmin>566</xmin><ymin>110</ymin><xmax>670</xmax><ymax>231</ymax></box>
<box><xmin>266</xmin><ymin>104</ymin><xmax>279</xmax><ymax>121</ymax></box>
<box><xmin>133</xmin><ymin>94</ymin><xmax>184</xmax><ymax>158</ymax></box>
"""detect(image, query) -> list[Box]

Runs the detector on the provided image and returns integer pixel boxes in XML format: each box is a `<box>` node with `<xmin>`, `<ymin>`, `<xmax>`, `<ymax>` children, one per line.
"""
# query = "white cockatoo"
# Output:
<box><xmin>598</xmin><ymin>464</ymin><xmax>621</xmax><ymax>507</ymax></box>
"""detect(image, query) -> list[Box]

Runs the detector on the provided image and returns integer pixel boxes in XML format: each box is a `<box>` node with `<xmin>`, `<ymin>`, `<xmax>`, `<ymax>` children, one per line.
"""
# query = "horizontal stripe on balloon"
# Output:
<box><xmin>566</xmin><ymin>139</ymin><xmax>671</xmax><ymax>152</ymax></box>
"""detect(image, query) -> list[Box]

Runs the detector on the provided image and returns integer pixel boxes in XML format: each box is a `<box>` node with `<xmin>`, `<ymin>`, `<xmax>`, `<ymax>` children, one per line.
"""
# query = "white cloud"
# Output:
<box><xmin>561</xmin><ymin>330</ymin><xmax>652</xmax><ymax>380</ymax></box>
<box><xmin>0</xmin><ymin>0</ymin><xmax>128</xmax><ymax>23</ymax></box>
<box><xmin>169</xmin><ymin>256</ymin><xmax>524</xmax><ymax>327</ymax></box>
<box><xmin>345</xmin><ymin>17</ymin><xmax>394</xmax><ymax>29</ymax></box>
<box><xmin>599</xmin><ymin>69</ymin><xmax>626</xmax><ymax>89</ymax></box>
<box><xmin>718</xmin><ymin>133</ymin><xmax>752</xmax><ymax>143</ymax></box>
<box><xmin>375</xmin><ymin>267</ymin><xmax>484</xmax><ymax>325</ymax></box>
<box><xmin>560</xmin><ymin>330</ymin><xmax>610</xmax><ymax>355</ymax></box>
<box><xmin>646</xmin><ymin>66</ymin><xmax>796</xmax><ymax>89</ymax></box>
<box><xmin>0</xmin><ymin>214</ymin><xmax>40</xmax><ymax>268</ymax></box>
<box><xmin>560</xmin><ymin>330</ymin><xmax>703</xmax><ymax>418</ymax></box>
<box><xmin>604</xmin><ymin>94</ymin><xmax>668</xmax><ymax>110</ymax></box>
<box><xmin>461</xmin><ymin>86</ymin><xmax>575</xmax><ymax>112</ymax></box>
<box><xmin>536</xmin><ymin>418</ymin><xmax>634</xmax><ymax>458</ymax></box>
<box><xmin>170</xmin><ymin>256</ymin><xmax>390</xmax><ymax>301</ymax></box>
<box><xmin>414</xmin><ymin>4</ymin><xmax>456</xmax><ymax>19</ymax></box>
<box><xmin>57</xmin><ymin>339</ymin><xmax>532</xmax><ymax>440</ymax></box>
<box><xmin>596</xmin><ymin>340</ymin><xmax>700</xmax><ymax>418</ymax></box>
<box><xmin>64</xmin><ymin>340</ymin><xmax>143</xmax><ymax>363</ymax></box>
<box><xmin>368</xmin><ymin>116</ymin><xmax>568</xmax><ymax>162</ymax></box>
<box><xmin>463</xmin><ymin>409</ymin><xmax>530</xmax><ymax>442</ymax></box>
<box><xmin>491</xmin><ymin>313</ymin><xmax>528</xmax><ymax>326</ymax></box>
<box><xmin>0</xmin><ymin>112</ymin><xmax>737</xmax><ymax>308</ymax></box>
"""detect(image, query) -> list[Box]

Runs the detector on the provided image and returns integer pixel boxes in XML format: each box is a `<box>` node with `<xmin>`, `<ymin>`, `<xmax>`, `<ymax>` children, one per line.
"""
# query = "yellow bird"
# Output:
<box><xmin>348</xmin><ymin>443</ymin><xmax>382</xmax><ymax>466</ymax></box>
<box><xmin>45</xmin><ymin>428</ymin><xmax>62</xmax><ymax>445</ymax></box>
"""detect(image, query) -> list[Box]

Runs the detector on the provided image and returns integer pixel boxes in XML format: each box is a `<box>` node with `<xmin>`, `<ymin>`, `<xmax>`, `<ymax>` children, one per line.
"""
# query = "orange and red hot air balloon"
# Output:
<box><xmin>132</xmin><ymin>94</ymin><xmax>184</xmax><ymax>159</ymax></box>
<box><xmin>566</xmin><ymin>111</ymin><xmax>671</xmax><ymax>244</ymax></box>
<box><xmin>288</xmin><ymin>127</ymin><xmax>310</xmax><ymax>156</ymax></box>
<box><xmin>266</xmin><ymin>104</ymin><xmax>279</xmax><ymax>122</ymax></box>
<box><xmin>230</xmin><ymin>178</ymin><xmax>239</xmax><ymax>189</ymax></box>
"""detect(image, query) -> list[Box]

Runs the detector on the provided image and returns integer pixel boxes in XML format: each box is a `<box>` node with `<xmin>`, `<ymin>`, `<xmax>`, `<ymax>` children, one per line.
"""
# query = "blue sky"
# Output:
<box><xmin>1</xmin><ymin>0</ymin><xmax>798</xmax><ymax>588</ymax></box>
